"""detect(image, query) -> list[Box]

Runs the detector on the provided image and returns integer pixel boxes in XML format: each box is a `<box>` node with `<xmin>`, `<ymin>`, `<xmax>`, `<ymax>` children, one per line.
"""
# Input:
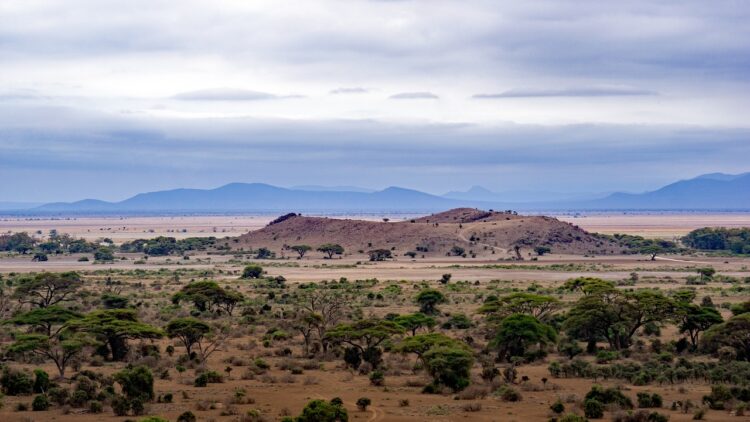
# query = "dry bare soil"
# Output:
<box><xmin>0</xmin><ymin>211</ymin><xmax>748</xmax><ymax>422</ymax></box>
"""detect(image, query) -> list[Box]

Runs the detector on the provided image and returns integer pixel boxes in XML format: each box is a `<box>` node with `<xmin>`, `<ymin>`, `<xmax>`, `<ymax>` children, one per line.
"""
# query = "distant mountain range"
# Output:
<box><xmin>7</xmin><ymin>172</ymin><xmax>750</xmax><ymax>214</ymax></box>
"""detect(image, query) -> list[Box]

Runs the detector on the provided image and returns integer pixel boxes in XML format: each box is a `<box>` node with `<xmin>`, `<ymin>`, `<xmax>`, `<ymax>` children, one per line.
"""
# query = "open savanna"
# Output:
<box><xmin>0</xmin><ymin>212</ymin><xmax>748</xmax><ymax>422</ymax></box>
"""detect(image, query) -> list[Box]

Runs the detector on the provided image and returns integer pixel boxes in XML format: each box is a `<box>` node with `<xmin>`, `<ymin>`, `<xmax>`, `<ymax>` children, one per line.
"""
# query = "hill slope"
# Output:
<box><xmin>229</xmin><ymin>208</ymin><xmax>625</xmax><ymax>258</ymax></box>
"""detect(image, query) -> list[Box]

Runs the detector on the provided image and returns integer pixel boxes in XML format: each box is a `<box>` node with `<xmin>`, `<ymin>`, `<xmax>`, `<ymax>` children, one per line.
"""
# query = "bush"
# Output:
<box><xmin>497</xmin><ymin>385</ymin><xmax>522</xmax><ymax>402</ymax></box>
<box><xmin>550</xmin><ymin>400</ymin><xmax>565</xmax><ymax>414</ymax></box>
<box><xmin>33</xmin><ymin>369</ymin><xmax>50</xmax><ymax>394</ymax></box>
<box><xmin>89</xmin><ymin>400</ymin><xmax>103</xmax><ymax>413</ymax></box>
<box><xmin>637</xmin><ymin>392</ymin><xmax>663</xmax><ymax>408</ymax></box>
<box><xmin>112</xmin><ymin>394</ymin><xmax>130</xmax><ymax>416</ymax></box>
<box><xmin>585</xmin><ymin>385</ymin><xmax>633</xmax><ymax>409</ymax></box>
<box><xmin>584</xmin><ymin>399</ymin><xmax>604</xmax><ymax>419</ymax></box>
<box><xmin>557</xmin><ymin>414</ymin><xmax>588</xmax><ymax>422</ymax></box>
<box><xmin>241</xmin><ymin>264</ymin><xmax>264</xmax><ymax>279</ymax></box>
<box><xmin>32</xmin><ymin>394</ymin><xmax>50</xmax><ymax>411</ymax></box>
<box><xmin>194</xmin><ymin>371</ymin><xmax>223</xmax><ymax>387</ymax></box>
<box><xmin>356</xmin><ymin>397</ymin><xmax>371</xmax><ymax>411</ymax></box>
<box><xmin>47</xmin><ymin>387</ymin><xmax>69</xmax><ymax>405</ymax></box>
<box><xmin>177</xmin><ymin>411</ymin><xmax>197</xmax><ymax>422</ymax></box>
<box><xmin>114</xmin><ymin>366</ymin><xmax>154</xmax><ymax>401</ymax></box>
<box><xmin>369</xmin><ymin>370</ymin><xmax>384</xmax><ymax>386</ymax></box>
<box><xmin>0</xmin><ymin>367</ymin><xmax>34</xmax><ymax>396</ymax></box>
<box><xmin>293</xmin><ymin>399</ymin><xmax>349</xmax><ymax>422</ymax></box>
<box><xmin>131</xmin><ymin>397</ymin><xmax>145</xmax><ymax>415</ymax></box>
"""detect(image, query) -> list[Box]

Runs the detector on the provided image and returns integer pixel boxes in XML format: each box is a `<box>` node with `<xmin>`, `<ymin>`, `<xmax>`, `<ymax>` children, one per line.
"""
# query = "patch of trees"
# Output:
<box><xmin>0</xmin><ymin>232</ymin><xmax>100</xmax><ymax>256</ymax></box>
<box><xmin>171</xmin><ymin>281</ymin><xmax>244</xmax><ymax>315</ymax></box>
<box><xmin>119</xmin><ymin>236</ymin><xmax>217</xmax><ymax>256</ymax></box>
<box><xmin>683</xmin><ymin>227</ymin><xmax>750</xmax><ymax>254</ymax></box>
<box><xmin>605</xmin><ymin>233</ymin><xmax>680</xmax><ymax>255</ymax></box>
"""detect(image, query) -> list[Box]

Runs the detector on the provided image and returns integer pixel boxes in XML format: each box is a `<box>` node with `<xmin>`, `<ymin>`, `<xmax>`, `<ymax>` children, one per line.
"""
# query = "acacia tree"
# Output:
<box><xmin>172</xmin><ymin>281</ymin><xmax>243</xmax><ymax>315</ymax></box>
<box><xmin>297</xmin><ymin>289</ymin><xmax>350</xmax><ymax>352</ymax></box>
<box><xmin>701</xmin><ymin>313</ymin><xmax>750</xmax><ymax>361</ymax></box>
<box><xmin>317</xmin><ymin>243</ymin><xmax>344</xmax><ymax>259</ymax></box>
<box><xmin>290</xmin><ymin>245</ymin><xmax>312</xmax><ymax>259</ymax></box>
<box><xmin>564</xmin><ymin>287</ymin><xmax>674</xmax><ymax>350</ymax></box>
<box><xmin>415</xmin><ymin>289</ymin><xmax>446</xmax><ymax>315</ymax></box>
<box><xmin>12</xmin><ymin>272</ymin><xmax>83</xmax><ymax>308</ymax></box>
<box><xmin>165</xmin><ymin>318</ymin><xmax>210</xmax><ymax>357</ymax></box>
<box><xmin>7</xmin><ymin>331</ymin><xmax>96</xmax><ymax>378</ymax></box>
<box><xmin>397</xmin><ymin>333</ymin><xmax>474</xmax><ymax>391</ymax></box>
<box><xmin>326</xmin><ymin>319</ymin><xmax>403</xmax><ymax>368</ymax></box>
<box><xmin>67</xmin><ymin>309</ymin><xmax>163</xmax><ymax>361</ymax></box>
<box><xmin>293</xmin><ymin>312</ymin><xmax>323</xmax><ymax>355</ymax></box>
<box><xmin>6</xmin><ymin>306</ymin><xmax>82</xmax><ymax>337</ymax></box>
<box><xmin>479</xmin><ymin>292</ymin><xmax>560</xmax><ymax>322</ymax></box>
<box><xmin>676</xmin><ymin>303</ymin><xmax>723</xmax><ymax>348</ymax></box>
<box><xmin>491</xmin><ymin>313</ymin><xmax>557</xmax><ymax>361</ymax></box>
<box><xmin>394</xmin><ymin>313</ymin><xmax>436</xmax><ymax>336</ymax></box>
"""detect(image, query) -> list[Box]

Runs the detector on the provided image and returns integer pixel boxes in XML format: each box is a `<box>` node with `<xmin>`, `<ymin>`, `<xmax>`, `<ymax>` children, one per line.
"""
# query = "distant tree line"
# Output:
<box><xmin>682</xmin><ymin>227</ymin><xmax>750</xmax><ymax>254</ymax></box>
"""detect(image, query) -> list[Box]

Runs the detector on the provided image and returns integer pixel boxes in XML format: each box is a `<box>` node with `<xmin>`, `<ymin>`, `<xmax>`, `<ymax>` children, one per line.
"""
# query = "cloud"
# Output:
<box><xmin>172</xmin><ymin>88</ymin><xmax>301</xmax><ymax>101</ymax></box>
<box><xmin>473</xmin><ymin>87</ymin><xmax>658</xmax><ymax>99</ymax></box>
<box><xmin>389</xmin><ymin>92</ymin><xmax>439</xmax><ymax>99</ymax></box>
<box><xmin>330</xmin><ymin>87</ymin><xmax>369</xmax><ymax>94</ymax></box>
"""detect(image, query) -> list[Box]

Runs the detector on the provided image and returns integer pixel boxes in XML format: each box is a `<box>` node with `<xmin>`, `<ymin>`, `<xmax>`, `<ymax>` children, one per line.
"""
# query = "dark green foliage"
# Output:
<box><xmin>294</xmin><ymin>398</ymin><xmax>348</xmax><ymax>422</ymax></box>
<box><xmin>326</xmin><ymin>319</ymin><xmax>403</xmax><ymax>369</ymax></box>
<box><xmin>120</xmin><ymin>236</ymin><xmax>216</xmax><ymax>256</ymax></box>
<box><xmin>101</xmin><ymin>293</ymin><xmax>129</xmax><ymax>309</ymax></box>
<box><xmin>492</xmin><ymin>313</ymin><xmax>556</xmax><ymax>361</ymax></box>
<box><xmin>114</xmin><ymin>366</ymin><xmax>154</xmax><ymax>401</ymax></box>
<box><xmin>317</xmin><ymin>243</ymin><xmax>345</xmax><ymax>259</ymax></box>
<box><xmin>730</xmin><ymin>301</ymin><xmax>750</xmax><ymax>316</ymax></box>
<box><xmin>682</xmin><ymin>227</ymin><xmax>750</xmax><ymax>253</ymax></box>
<box><xmin>422</xmin><ymin>345</ymin><xmax>474</xmax><ymax>392</ymax></box>
<box><xmin>166</xmin><ymin>317</ymin><xmax>211</xmax><ymax>356</ymax></box>
<box><xmin>605</xmin><ymin>233</ymin><xmax>680</xmax><ymax>255</ymax></box>
<box><xmin>442</xmin><ymin>313</ymin><xmax>472</xmax><ymax>329</ymax></box>
<box><xmin>701</xmin><ymin>313</ymin><xmax>750</xmax><ymax>360</ymax></box>
<box><xmin>584</xmin><ymin>399</ymin><xmax>604</xmax><ymax>418</ymax></box>
<box><xmin>550</xmin><ymin>400</ymin><xmax>565</xmax><ymax>414</ymax></box>
<box><xmin>356</xmin><ymin>397</ymin><xmax>371</xmax><ymax>411</ymax></box>
<box><xmin>637</xmin><ymin>392</ymin><xmax>663</xmax><ymax>408</ymax></box>
<box><xmin>585</xmin><ymin>385</ymin><xmax>633</xmax><ymax>409</ymax></box>
<box><xmin>32</xmin><ymin>369</ymin><xmax>49</xmax><ymax>394</ymax></box>
<box><xmin>415</xmin><ymin>289</ymin><xmax>446</xmax><ymax>315</ymax></box>
<box><xmin>177</xmin><ymin>411</ymin><xmax>197</xmax><ymax>422</ymax></box>
<box><xmin>677</xmin><ymin>304</ymin><xmax>723</xmax><ymax>348</ymax></box>
<box><xmin>47</xmin><ymin>386</ymin><xmax>69</xmax><ymax>405</ymax></box>
<box><xmin>1</xmin><ymin>367</ymin><xmax>33</xmax><ymax>395</ymax></box>
<box><xmin>194</xmin><ymin>371</ymin><xmax>223</xmax><ymax>387</ymax></box>
<box><xmin>479</xmin><ymin>292</ymin><xmax>560</xmax><ymax>321</ymax></box>
<box><xmin>32</xmin><ymin>394</ymin><xmax>49</xmax><ymax>411</ymax></box>
<box><xmin>67</xmin><ymin>309</ymin><xmax>162</xmax><ymax>361</ymax></box>
<box><xmin>11</xmin><ymin>272</ymin><xmax>83</xmax><ymax>308</ymax></box>
<box><xmin>368</xmin><ymin>249</ymin><xmax>392</xmax><ymax>261</ymax></box>
<box><xmin>89</xmin><ymin>400</ymin><xmax>103</xmax><ymax>413</ymax></box>
<box><xmin>172</xmin><ymin>281</ymin><xmax>243</xmax><ymax>315</ymax></box>
<box><xmin>0</xmin><ymin>232</ymin><xmax>36</xmax><ymax>253</ymax></box>
<box><xmin>111</xmin><ymin>394</ymin><xmax>130</xmax><ymax>416</ymax></box>
<box><xmin>394</xmin><ymin>313</ymin><xmax>436</xmax><ymax>335</ymax></box>
<box><xmin>241</xmin><ymin>264</ymin><xmax>264</xmax><ymax>279</ymax></box>
<box><xmin>368</xmin><ymin>370</ymin><xmax>384</xmax><ymax>386</ymax></box>
<box><xmin>6</xmin><ymin>306</ymin><xmax>82</xmax><ymax>336</ymax></box>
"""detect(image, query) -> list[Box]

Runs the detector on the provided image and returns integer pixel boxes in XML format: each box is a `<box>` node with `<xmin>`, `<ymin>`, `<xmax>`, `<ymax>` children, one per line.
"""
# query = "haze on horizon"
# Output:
<box><xmin>1</xmin><ymin>0</ymin><xmax>749</xmax><ymax>203</ymax></box>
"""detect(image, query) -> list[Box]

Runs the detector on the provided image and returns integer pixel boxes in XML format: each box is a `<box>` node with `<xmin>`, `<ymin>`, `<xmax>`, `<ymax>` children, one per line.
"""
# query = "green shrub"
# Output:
<box><xmin>47</xmin><ymin>387</ymin><xmax>69</xmax><ymax>405</ymax></box>
<box><xmin>89</xmin><ymin>400</ymin><xmax>103</xmax><ymax>413</ymax></box>
<box><xmin>369</xmin><ymin>370</ymin><xmax>384</xmax><ymax>386</ymax></box>
<box><xmin>32</xmin><ymin>394</ymin><xmax>49</xmax><ymax>411</ymax></box>
<box><xmin>585</xmin><ymin>385</ymin><xmax>633</xmax><ymax>409</ymax></box>
<box><xmin>111</xmin><ymin>394</ymin><xmax>130</xmax><ymax>416</ymax></box>
<box><xmin>356</xmin><ymin>397</ymin><xmax>371</xmax><ymax>411</ymax></box>
<box><xmin>294</xmin><ymin>399</ymin><xmax>349</xmax><ymax>422</ymax></box>
<box><xmin>177</xmin><ymin>411</ymin><xmax>197</xmax><ymax>422</ymax></box>
<box><xmin>584</xmin><ymin>399</ymin><xmax>604</xmax><ymax>419</ymax></box>
<box><xmin>194</xmin><ymin>371</ymin><xmax>223</xmax><ymax>387</ymax></box>
<box><xmin>637</xmin><ymin>392</ymin><xmax>663</xmax><ymax>408</ymax></box>
<box><xmin>114</xmin><ymin>366</ymin><xmax>154</xmax><ymax>401</ymax></box>
<box><xmin>497</xmin><ymin>385</ymin><xmax>522</xmax><ymax>402</ymax></box>
<box><xmin>550</xmin><ymin>400</ymin><xmax>565</xmax><ymax>414</ymax></box>
<box><xmin>32</xmin><ymin>369</ymin><xmax>50</xmax><ymax>394</ymax></box>
<box><xmin>0</xmin><ymin>367</ymin><xmax>33</xmax><ymax>396</ymax></box>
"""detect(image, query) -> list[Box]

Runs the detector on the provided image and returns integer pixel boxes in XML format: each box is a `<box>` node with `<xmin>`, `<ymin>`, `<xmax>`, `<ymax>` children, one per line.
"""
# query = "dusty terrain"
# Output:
<box><xmin>0</xmin><ymin>212</ymin><xmax>748</xmax><ymax>422</ymax></box>
<box><xmin>229</xmin><ymin>209</ymin><xmax>626</xmax><ymax>259</ymax></box>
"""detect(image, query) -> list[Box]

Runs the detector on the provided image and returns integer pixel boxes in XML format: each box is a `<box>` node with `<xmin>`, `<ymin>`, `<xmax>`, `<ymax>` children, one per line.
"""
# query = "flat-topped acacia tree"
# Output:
<box><xmin>12</xmin><ymin>272</ymin><xmax>83</xmax><ymax>308</ymax></box>
<box><xmin>67</xmin><ymin>309</ymin><xmax>163</xmax><ymax>361</ymax></box>
<box><xmin>317</xmin><ymin>243</ymin><xmax>344</xmax><ymax>259</ymax></box>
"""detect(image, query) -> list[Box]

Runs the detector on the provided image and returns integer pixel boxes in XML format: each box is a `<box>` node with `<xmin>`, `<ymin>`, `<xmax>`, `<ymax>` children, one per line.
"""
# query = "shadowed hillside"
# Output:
<box><xmin>228</xmin><ymin>208</ymin><xmax>626</xmax><ymax>259</ymax></box>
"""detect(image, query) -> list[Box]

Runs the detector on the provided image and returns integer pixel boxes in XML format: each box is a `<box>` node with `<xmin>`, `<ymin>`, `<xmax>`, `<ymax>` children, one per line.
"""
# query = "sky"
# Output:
<box><xmin>1</xmin><ymin>0</ymin><xmax>749</xmax><ymax>202</ymax></box>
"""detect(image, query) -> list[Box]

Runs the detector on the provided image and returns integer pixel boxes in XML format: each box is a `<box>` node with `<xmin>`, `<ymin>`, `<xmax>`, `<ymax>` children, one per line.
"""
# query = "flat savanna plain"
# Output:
<box><xmin>0</xmin><ymin>213</ymin><xmax>749</xmax><ymax>421</ymax></box>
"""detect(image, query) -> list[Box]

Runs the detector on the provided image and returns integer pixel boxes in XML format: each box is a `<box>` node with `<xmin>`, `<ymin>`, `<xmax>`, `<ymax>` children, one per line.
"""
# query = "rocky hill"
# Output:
<box><xmin>227</xmin><ymin>208</ymin><xmax>626</xmax><ymax>258</ymax></box>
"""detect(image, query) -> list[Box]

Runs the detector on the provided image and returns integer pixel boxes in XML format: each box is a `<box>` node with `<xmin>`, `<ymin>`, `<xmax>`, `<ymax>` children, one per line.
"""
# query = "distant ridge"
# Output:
<box><xmin>18</xmin><ymin>171</ymin><xmax>750</xmax><ymax>214</ymax></box>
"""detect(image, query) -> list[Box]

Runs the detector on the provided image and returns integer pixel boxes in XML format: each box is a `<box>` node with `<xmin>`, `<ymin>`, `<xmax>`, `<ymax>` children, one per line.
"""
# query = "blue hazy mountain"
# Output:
<box><xmin>580</xmin><ymin>172</ymin><xmax>750</xmax><ymax>210</ymax></box>
<box><xmin>443</xmin><ymin>186</ymin><xmax>603</xmax><ymax>203</ymax></box>
<box><xmin>26</xmin><ymin>172</ymin><xmax>750</xmax><ymax>213</ymax></box>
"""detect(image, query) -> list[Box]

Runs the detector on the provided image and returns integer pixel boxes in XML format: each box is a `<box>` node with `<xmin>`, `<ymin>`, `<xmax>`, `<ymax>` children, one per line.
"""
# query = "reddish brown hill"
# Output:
<box><xmin>227</xmin><ymin>208</ymin><xmax>626</xmax><ymax>258</ymax></box>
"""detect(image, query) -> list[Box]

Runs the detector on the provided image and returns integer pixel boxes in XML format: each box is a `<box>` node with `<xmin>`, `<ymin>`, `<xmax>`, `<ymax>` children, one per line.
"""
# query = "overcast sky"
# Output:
<box><xmin>1</xmin><ymin>0</ymin><xmax>749</xmax><ymax>202</ymax></box>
